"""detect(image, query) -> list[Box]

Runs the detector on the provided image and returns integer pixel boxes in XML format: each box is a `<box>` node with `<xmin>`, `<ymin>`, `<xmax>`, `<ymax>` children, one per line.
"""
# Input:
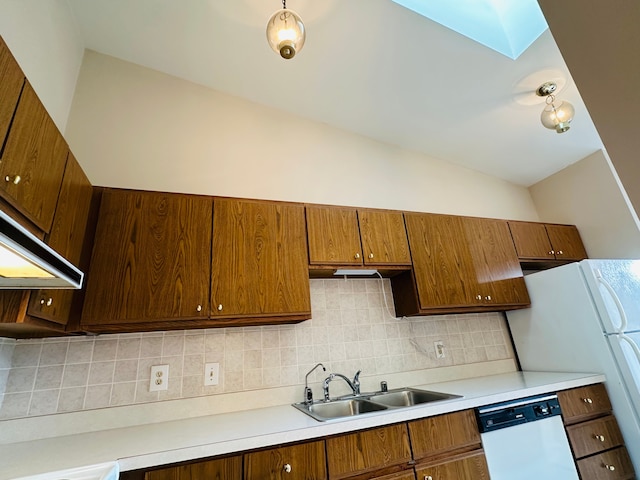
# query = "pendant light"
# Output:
<box><xmin>536</xmin><ymin>81</ymin><xmax>575</xmax><ymax>133</ymax></box>
<box><xmin>266</xmin><ymin>0</ymin><xmax>306</xmax><ymax>59</ymax></box>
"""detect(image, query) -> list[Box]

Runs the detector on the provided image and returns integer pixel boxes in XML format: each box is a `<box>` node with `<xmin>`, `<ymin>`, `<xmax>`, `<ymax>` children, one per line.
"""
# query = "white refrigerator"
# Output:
<box><xmin>507</xmin><ymin>259</ymin><xmax>640</xmax><ymax>472</ymax></box>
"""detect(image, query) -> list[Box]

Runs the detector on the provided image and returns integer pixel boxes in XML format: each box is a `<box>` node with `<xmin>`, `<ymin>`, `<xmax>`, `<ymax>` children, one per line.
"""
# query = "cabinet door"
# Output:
<box><xmin>244</xmin><ymin>440</ymin><xmax>326</xmax><ymax>480</ymax></box>
<box><xmin>306</xmin><ymin>205</ymin><xmax>363</xmax><ymax>265</ymax></box>
<box><xmin>415</xmin><ymin>450</ymin><xmax>490</xmax><ymax>480</ymax></box>
<box><xmin>326</xmin><ymin>424</ymin><xmax>412</xmax><ymax>479</ymax></box>
<box><xmin>408</xmin><ymin>410</ymin><xmax>481</xmax><ymax>462</ymax></box>
<box><xmin>558</xmin><ymin>384</ymin><xmax>612</xmax><ymax>425</ymax></box>
<box><xmin>211</xmin><ymin>198</ymin><xmax>310</xmax><ymax>318</ymax></box>
<box><xmin>358</xmin><ymin>209</ymin><xmax>411</xmax><ymax>266</ymax></box>
<box><xmin>577</xmin><ymin>446</ymin><xmax>635</xmax><ymax>480</ymax></box>
<box><xmin>0</xmin><ymin>81</ymin><xmax>68</xmax><ymax>232</ymax></box>
<box><xmin>463</xmin><ymin>217</ymin><xmax>529</xmax><ymax>307</ymax></box>
<box><xmin>566</xmin><ymin>415</ymin><xmax>624</xmax><ymax>459</ymax></box>
<box><xmin>0</xmin><ymin>36</ymin><xmax>25</xmax><ymax>152</ymax></box>
<box><xmin>81</xmin><ymin>189</ymin><xmax>212</xmax><ymax>329</ymax></box>
<box><xmin>545</xmin><ymin>224</ymin><xmax>588</xmax><ymax>260</ymax></box>
<box><xmin>27</xmin><ymin>153</ymin><xmax>92</xmax><ymax>325</ymax></box>
<box><xmin>371</xmin><ymin>472</ymin><xmax>415</xmax><ymax>480</ymax></box>
<box><xmin>404</xmin><ymin>213</ymin><xmax>476</xmax><ymax>309</ymax></box>
<box><xmin>145</xmin><ymin>455</ymin><xmax>242</xmax><ymax>480</ymax></box>
<box><xmin>507</xmin><ymin>221</ymin><xmax>555</xmax><ymax>260</ymax></box>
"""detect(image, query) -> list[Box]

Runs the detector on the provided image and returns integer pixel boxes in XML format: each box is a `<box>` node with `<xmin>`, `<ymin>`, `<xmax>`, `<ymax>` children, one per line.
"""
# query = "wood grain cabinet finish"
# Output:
<box><xmin>394</xmin><ymin>213</ymin><xmax>528</xmax><ymax>315</ymax></box>
<box><xmin>211</xmin><ymin>198</ymin><xmax>311</xmax><ymax>324</ymax></box>
<box><xmin>81</xmin><ymin>189</ymin><xmax>212</xmax><ymax>332</ymax></box>
<box><xmin>326</xmin><ymin>424</ymin><xmax>412</xmax><ymax>479</ymax></box>
<box><xmin>26</xmin><ymin>153</ymin><xmax>92</xmax><ymax>326</ymax></box>
<box><xmin>0</xmin><ymin>36</ymin><xmax>25</xmax><ymax>154</ymax></box>
<box><xmin>145</xmin><ymin>455</ymin><xmax>242</xmax><ymax>480</ymax></box>
<box><xmin>306</xmin><ymin>205</ymin><xmax>411</xmax><ymax>269</ymax></box>
<box><xmin>0</xmin><ymin>80</ymin><xmax>68</xmax><ymax>233</ymax></box>
<box><xmin>558</xmin><ymin>384</ymin><xmax>612</xmax><ymax>425</ymax></box>
<box><xmin>577</xmin><ymin>447</ymin><xmax>635</xmax><ymax>480</ymax></box>
<box><xmin>566</xmin><ymin>415</ymin><xmax>625</xmax><ymax>459</ymax></box>
<box><xmin>244</xmin><ymin>440</ymin><xmax>326</xmax><ymax>480</ymax></box>
<box><xmin>369</xmin><ymin>471</ymin><xmax>416</xmax><ymax>480</ymax></box>
<box><xmin>414</xmin><ymin>450</ymin><xmax>490</xmax><ymax>480</ymax></box>
<box><xmin>508</xmin><ymin>221</ymin><xmax>588</xmax><ymax>262</ymax></box>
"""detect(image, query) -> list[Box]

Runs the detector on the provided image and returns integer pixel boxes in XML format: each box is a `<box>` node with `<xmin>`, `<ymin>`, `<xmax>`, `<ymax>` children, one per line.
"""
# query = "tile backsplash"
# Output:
<box><xmin>0</xmin><ymin>278</ymin><xmax>514</xmax><ymax>420</ymax></box>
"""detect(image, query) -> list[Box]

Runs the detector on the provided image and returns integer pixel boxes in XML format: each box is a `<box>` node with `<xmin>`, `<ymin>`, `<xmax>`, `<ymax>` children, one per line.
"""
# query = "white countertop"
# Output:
<box><xmin>0</xmin><ymin>371</ymin><xmax>605</xmax><ymax>480</ymax></box>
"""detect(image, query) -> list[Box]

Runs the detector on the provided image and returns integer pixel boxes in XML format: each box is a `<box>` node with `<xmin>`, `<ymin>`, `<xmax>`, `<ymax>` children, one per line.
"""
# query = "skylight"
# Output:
<box><xmin>391</xmin><ymin>0</ymin><xmax>548</xmax><ymax>60</ymax></box>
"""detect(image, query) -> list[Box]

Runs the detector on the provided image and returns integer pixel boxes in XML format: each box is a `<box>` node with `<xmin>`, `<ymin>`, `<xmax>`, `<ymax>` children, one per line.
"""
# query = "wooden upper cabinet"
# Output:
<box><xmin>326</xmin><ymin>424</ymin><xmax>412</xmax><ymax>479</ymax></box>
<box><xmin>0</xmin><ymin>36</ymin><xmax>25</xmax><ymax>152</ymax></box>
<box><xmin>145</xmin><ymin>455</ymin><xmax>242</xmax><ymax>480</ymax></box>
<box><xmin>0</xmin><ymin>81</ymin><xmax>68</xmax><ymax>233</ymax></box>
<box><xmin>81</xmin><ymin>189</ymin><xmax>212</xmax><ymax>331</ymax></box>
<box><xmin>27</xmin><ymin>153</ymin><xmax>93</xmax><ymax>325</ymax></box>
<box><xmin>244</xmin><ymin>440</ymin><xmax>326</xmax><ymax>480</ymax></box>
<box><xmin>408</xmin><ymin>410</ymin><xmax>482</xmax><ymax>461</ymax></box>
<box><xmin>508</xmin><ymin>221</ymin><xmax>588</xmax><ymax>262</ymax></box>
<box><xmin>211</xmin><ymin>198</ymin><xmax>311</xmax><ymax>321</ymax></box>
<box><xmin>306</xmin><ymin>205</ymin><xmax>363</xmax><ymax>265</ymax></box>
<box><xmin>358</xmin><ymin>209</ymin><xmax>411</xmax><ymax>265</ymax></box>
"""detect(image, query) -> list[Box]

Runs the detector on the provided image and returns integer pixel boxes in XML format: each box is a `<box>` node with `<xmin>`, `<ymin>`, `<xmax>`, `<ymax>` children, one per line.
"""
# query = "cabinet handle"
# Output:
<box><xmin>40</xmin><ymin>297</ymin><xmax>53</xmax><ymax>307</ymax></box>
<box><xmin>594</xmin><ymin>434</ymin><xmax>605</xmax><ymax>442</ymax></box>
<box><xmin>354</xmin><ymin>253</ymin><xmax>361</xmax><ymax>259</ymax></box>
<box><xmin>217</xmin><ymin>304</ymin><xmax>223</xmax><ymax>311</ymax></box>
<box><xmin>5</xmin><ymin>175</ymin><xmax>20</xmax><ymax>185</ymax></box>
<box><xmin>196</xmin><ymin>304</ymin><xmax>202</xmax><ymax>312</ymax></box>
<box><xmin>283</xmin><ymin>463</ymin><xmax>292</xmax><ymax>473</ymax></box>
<box><xmin>582</xmin><ymin>397</ymin><xmax>594</xmax><ymax>404</ymax></box>
<box><xmin>604</xmin><ymin>464</ymin><xmax>616</xmax><ymax>471</ymax></box>
<box><xmin>368</xmin><ymin>253</ymin><xmax>374</xmax><ymax>259</ymax></box>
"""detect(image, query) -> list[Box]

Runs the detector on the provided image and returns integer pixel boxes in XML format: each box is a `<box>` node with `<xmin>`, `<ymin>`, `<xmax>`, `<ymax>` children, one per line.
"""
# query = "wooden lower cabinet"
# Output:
<box><xmin>577</xmin><ymin>447</ymin><xmax>635</xmax><ymax>480</ymax></box>
<box><xmin>144</xmin><ymin>455</ymin><xmax>242</xmax><ymax>480</ymax></box>
<box><xmin>408</xmin><ymin>410</ymin><xmax>481</xmax><ymax>460</ymax></box>
<box><xmin>558</xmin><ymin>383</ymin><xmax>612</xmax><ymax>424</ymax></box>
<box><xmin>244</xmin><ymin>440</ymin><xmax>326</xmax><ymax>480</ymax></box>
<box><xmin>414</xmin><ymin>450</ymin><xmax>490</xmax><ymax>480</ymax></box>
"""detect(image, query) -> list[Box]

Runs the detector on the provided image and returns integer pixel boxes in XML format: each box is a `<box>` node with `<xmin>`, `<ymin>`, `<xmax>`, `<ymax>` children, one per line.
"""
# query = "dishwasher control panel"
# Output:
<box><xmin>476</xmin><ymin>394</ymin><xmax>562</xmax><ymax>433</ymax></box>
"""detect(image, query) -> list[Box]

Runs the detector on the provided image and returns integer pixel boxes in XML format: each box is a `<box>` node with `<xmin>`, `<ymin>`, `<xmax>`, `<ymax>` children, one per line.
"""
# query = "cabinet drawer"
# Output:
<box><xmin>326</xmin><ymin>424</ymin><xmax>412</xmax><ymax>479</ymax></box>
<box><xmin>245</xmin><ymin>440</ymin><xmax>326</xmax><ymax>480</ymax></box>
<box><xmin>566</xmin><ymin>415</ymin><xmax>624</xmax><ymax>459</ymax></box>
<box><xmin>408</xmin><ymin>410</ymin><xmax>481</xmax><ymax>461</ymax></box>
<box><xmin>415</xmin><ymin>450</ymin><xmax>490</xmax><ymax>480</ymax></box>
<box><xmin>558</xmin><ymin>384</ymin><xmax>612</xmax><ymax>424</ymax></box>
<box><xmin>577</xmin><ymin>446</ymin><xmax>635</xmax><ymax>480</ymax></box>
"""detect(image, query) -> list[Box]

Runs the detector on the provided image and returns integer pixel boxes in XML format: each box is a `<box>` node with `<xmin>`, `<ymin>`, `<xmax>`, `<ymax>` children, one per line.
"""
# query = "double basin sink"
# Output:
<box><xmin>293</xmin><ymin>387</ymin><xmax>462</xmax><ymax>422</ymax></box>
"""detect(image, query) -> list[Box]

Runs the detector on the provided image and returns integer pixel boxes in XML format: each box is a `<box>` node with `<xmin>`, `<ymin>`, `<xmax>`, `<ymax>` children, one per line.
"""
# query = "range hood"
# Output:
<box><xmin>0</xmin><ymin>209</ymin><xmax>83</xmax><ymax>289</ymax></box>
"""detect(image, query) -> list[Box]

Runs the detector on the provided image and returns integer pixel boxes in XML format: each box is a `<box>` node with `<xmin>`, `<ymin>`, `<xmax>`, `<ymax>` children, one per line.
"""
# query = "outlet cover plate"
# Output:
<box><xmin>149</xmin><ymin>364</ymin><xmax>169</xmax><ymax>392</ymax></box>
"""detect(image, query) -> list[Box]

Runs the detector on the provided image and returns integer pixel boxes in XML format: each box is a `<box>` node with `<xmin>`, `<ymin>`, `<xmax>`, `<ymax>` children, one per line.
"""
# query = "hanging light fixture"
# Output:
<box><xmin>536</xmin><ymin>81</ymin><xmax>575</xmax><ymax>133</ymax></box>
<box><xmin>266</xmin><ymin>0</ymin><xmax>306</xmax><ymax>59</ymax></box>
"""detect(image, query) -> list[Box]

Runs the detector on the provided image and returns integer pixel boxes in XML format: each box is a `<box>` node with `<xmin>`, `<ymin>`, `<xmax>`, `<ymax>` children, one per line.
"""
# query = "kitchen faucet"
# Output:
<box><xmin>323</xmin><ymin>370</ymin><xmax>361</xmax><ymax>401</ymax></box>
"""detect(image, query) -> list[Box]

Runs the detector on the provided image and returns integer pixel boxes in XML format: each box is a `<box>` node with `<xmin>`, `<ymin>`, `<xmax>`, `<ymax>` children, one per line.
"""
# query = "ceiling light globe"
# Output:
<box><xmin>541</xmin><ymin>99</ymin><xmax>575</xmax><ymax>133</ymax></box>
<box><xmin>266</xmin><ymin>8</ymin><xmax>306</xmax><ymax>59</ymax></box>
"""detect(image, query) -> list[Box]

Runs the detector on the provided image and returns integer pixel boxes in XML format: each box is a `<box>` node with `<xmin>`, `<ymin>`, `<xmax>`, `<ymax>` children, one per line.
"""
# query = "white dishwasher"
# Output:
<box><xmin>477</xmin><ymin>394</ymin><xmax>579</xmax><ymax>480</ymax></box>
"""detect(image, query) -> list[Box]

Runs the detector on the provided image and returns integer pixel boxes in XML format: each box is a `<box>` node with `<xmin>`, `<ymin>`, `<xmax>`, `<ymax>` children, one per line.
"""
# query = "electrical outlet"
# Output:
<box><xmin>434</xmin><ymin>341</ymin><xmax>445</xmax><ymax>359</ymax></box>
<box><xmin>204</xmin><ymin>362</ymin><xmax>220</xmax><ymax>386</ymax></box>
<box><xmin>149</xmin><ymin>364</ymin><xmax>169</xmax><ymax>392</ymax></box>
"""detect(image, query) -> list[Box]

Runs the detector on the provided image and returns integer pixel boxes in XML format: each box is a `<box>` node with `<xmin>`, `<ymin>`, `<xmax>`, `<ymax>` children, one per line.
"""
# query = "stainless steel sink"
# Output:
<box><xmin>292</xmin><ymin>387</ymin><xmax>461</xmax><ymax>421</ymax></box>
<box><xmin>368</xmin><ymin>387</ymin><xmax>462</xmax><ymax>408</ymax></box>
<box><xmin>294</xmin><ymin>398</ymin><xmax>388</xmax><ymax>421</ymax></box>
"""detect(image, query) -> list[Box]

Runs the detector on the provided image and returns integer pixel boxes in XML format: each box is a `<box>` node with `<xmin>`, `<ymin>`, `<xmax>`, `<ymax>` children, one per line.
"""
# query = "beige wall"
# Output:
<box><xmin>530</xmin><ymin>150</ymin><xmax>640</xmax><ymax>258</ymax></box>
<box><xmin>65</xmin><ymin>51</ymin><xmax>539</xmax><ymax>220</ymax></box>
<box><xmin>0</xmin><ymin>0</ymin><xmax>84</xmax><ymax>132</ymax></box>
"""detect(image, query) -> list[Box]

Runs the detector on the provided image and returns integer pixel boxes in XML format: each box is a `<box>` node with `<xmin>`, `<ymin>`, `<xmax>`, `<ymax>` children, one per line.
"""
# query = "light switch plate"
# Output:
<box><xmin>204</xmin><ymin>362</ymin><xmax>220</xmax><ymax>386</ymax></box>
<box><xmin>149</xmin><ymin>364</ymin><xmax>169</xmax><ymax>391</ymax></box>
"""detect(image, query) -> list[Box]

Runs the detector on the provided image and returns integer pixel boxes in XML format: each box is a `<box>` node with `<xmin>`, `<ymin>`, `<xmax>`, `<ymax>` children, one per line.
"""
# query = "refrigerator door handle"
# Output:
<box><xmin>596</xmin><ymin>270</ymin><xmax>628</xmax><ymax>332</ymax></box>
<box><xmin>619</xmin><ymin>333</ymin><xmax>640</xmax><ymax>364</ymax></box>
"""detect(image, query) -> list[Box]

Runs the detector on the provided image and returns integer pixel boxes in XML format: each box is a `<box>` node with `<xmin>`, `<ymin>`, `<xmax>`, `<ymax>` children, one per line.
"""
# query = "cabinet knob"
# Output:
<box><xmin>424</xmin><ymin>476</ymin><xmax>433</xmax><ymax>480</ymax></box>
<box><xmin>475</xmin><ymin>294</ymin><xmax>482</xmax><ymax>301</ymax></box>
<box><xmin>485</xmin><ymin>295</ymin><xmax>492</xmax><ymax>301</ymax></box>
<box><xmin>368</xmin><ymin>253</ymin><xmax>374</xmax><ymax>259</ymax></box>
<box><xmin>5</xmin><ymin>175</ymin><xmax>20</xmax><ymax>185</ymax></box>
<box><xmin>283</xmin><ymin>463</ymin><xmax>292</xmax><ymax>473</ymax></box>
<box><xmin>40</xmin><ymin>297</ymin><xmax>53</xmax><ymax>307</ymax></box>
<box><xmin>604</xmin><ymin>464</ymin><xmax>616</xmax><ymax>471</ymax></box>
<box><xmin>354</xmin><ymin>253</ymin><xmax>361</xmax><ymax>259</ymax></box>
<box><xmin>196</xmin><ymin>304</ymin><xmax>202</xmax><ymax>312</ymax></box>
<box><xmin>548</xmin><ymin>250</ymin><xmax>555</xmax><ymax>255</ymax></box>
<box><xmin>557</xmin><ymin>250</ymin><xmax>563</xmax><ymax>255</ymax></box>
<box><xmin>217</xmin><ymin>304</ymin><xmax>223</xmax><ymax>311</ymax></box>
<box><xmin>594</xmin><ymin>434</ymin><xmax>605</xmax><ymax>442</ymax></box>
<box><xmin>582</xmin><ymin>397</ymin><xmax>593</xmax><ymax>404</ymax></box>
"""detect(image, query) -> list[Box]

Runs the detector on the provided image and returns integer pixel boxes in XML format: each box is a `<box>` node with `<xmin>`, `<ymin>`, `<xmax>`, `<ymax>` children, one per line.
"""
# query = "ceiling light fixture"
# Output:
<box><xmin>536</xmin><ymin>81</ymin><xmax>575</xmax><ymax>133</ymax></box>
<box><xmin>266</xmin><ymin>0</ymin><xmax>306</xmax><ymax>60</ymax></box>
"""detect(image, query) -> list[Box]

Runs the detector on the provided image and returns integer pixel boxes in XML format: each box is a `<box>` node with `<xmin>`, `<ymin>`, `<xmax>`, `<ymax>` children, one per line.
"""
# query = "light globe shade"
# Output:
<box><xmin>266</xmin><ymin>8</ymin><xmax>306</xmax><ymax>59</ymax></box>
<box><xmin>540</xmin><ymin>99</ymin><xmax>575</xmax><ymax>133</ymax></box>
